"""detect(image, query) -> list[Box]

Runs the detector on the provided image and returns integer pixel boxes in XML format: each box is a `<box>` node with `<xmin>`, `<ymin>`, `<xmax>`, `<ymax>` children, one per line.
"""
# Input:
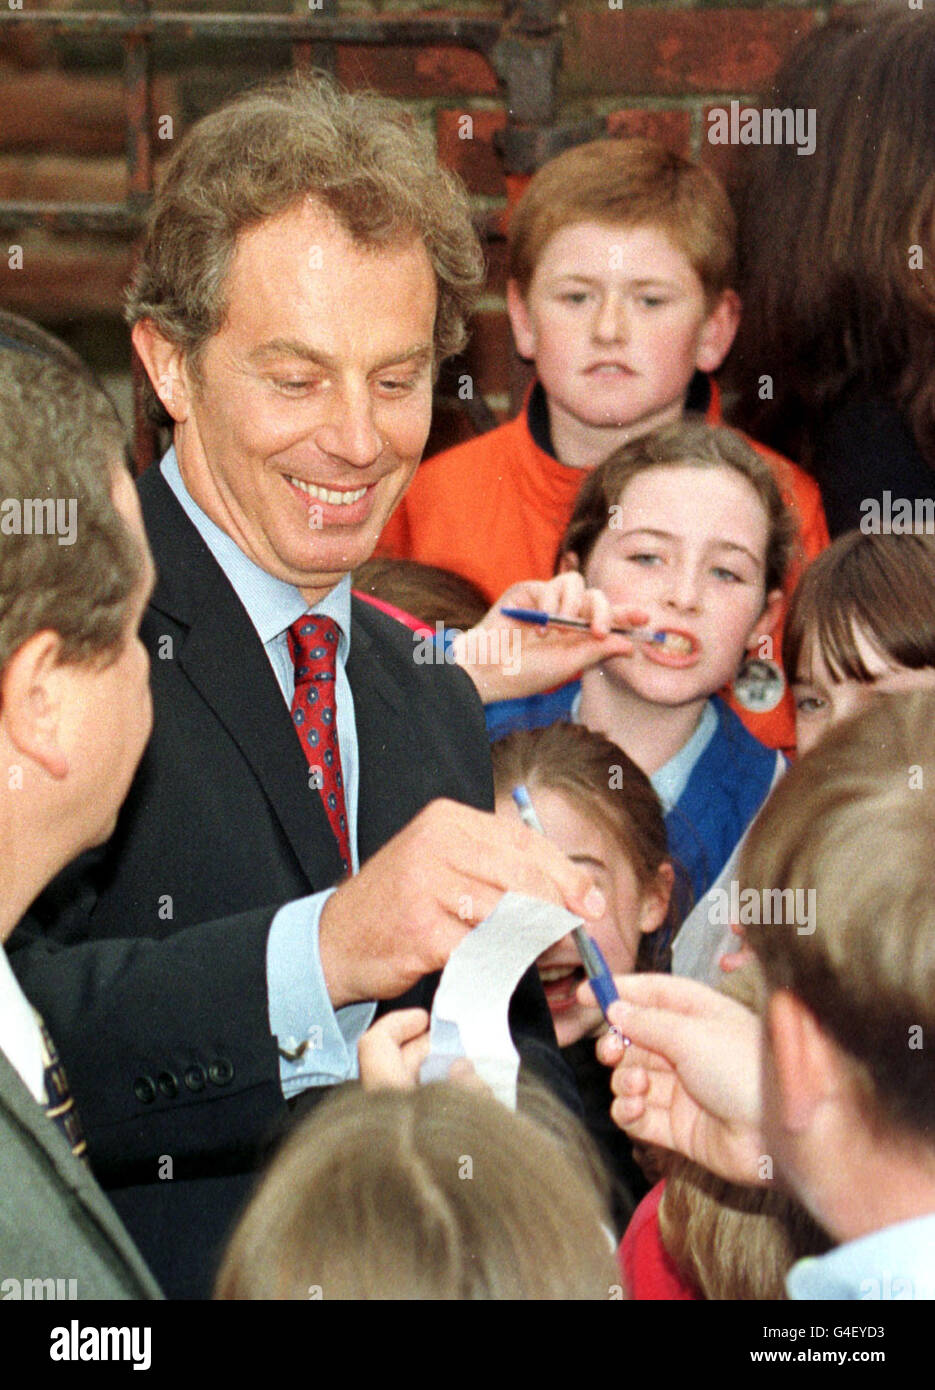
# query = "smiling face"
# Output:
<box><xmin>793</xmin><ymin>626</ymin><xmax>935</xmax><ymax>756</ymax></box>
<box><xmin>507</xmin><ymin>222</ymin><xmax>737</xmax><ymax>461</ymax></box>
<box><xmin>573</xmin><ymin>464</ymin><xmax>782</xmax><ymax>712</ymax></box>
<box><xmin>135</xmin><ymin>200</ymin><xmax>437</xmax><ymax>606</ymax></box>
<box><xmin>495</xmin><ymin>787</ymin><xmax>670</xmax><ymax>1048</ymax></box>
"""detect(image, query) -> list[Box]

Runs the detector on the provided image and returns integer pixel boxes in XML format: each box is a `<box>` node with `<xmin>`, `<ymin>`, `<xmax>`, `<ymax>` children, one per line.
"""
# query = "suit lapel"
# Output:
<box><xmin>138</xmin><ymin>466</ymin><xmax>344</xmax><ymax>889</ymax></box>
<box><xmin>348</xmin><ymin>603</ymin><xmax>431</xmax><ymax>865</ymax></box>
<box><xmin>0</xmin><ymin>1050</ymin><xmax>158</xmax><ymax>1292</ymax></box>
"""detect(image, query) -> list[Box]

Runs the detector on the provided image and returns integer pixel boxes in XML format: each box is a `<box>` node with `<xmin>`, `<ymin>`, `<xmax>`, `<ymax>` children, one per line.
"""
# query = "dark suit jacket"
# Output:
<box><xmin>10</xmin><ymin>465</ymin><xmax>567</xmax><ymax>1297</ymax></box>
<box><xmin>0</xmin><ymin>1047</ymin><xmax>160</xmax><ymax>1300</ymax></box>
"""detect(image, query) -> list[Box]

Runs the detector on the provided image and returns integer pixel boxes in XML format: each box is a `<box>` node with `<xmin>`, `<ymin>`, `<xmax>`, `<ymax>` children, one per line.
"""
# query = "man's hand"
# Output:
<box><xmin>451</xmin><ymin>572</ymin><xmax>648</xmax><ymax>703</ymax></box>
<box><xmin>320</xmin><ymin>797</ymin><xmax>607</xmax><ymax>1008</ymax></box>
<box><xmin>581</xmin><ymin>973</ymin><xmax>767</xmax><ymax>1187</ymax></box>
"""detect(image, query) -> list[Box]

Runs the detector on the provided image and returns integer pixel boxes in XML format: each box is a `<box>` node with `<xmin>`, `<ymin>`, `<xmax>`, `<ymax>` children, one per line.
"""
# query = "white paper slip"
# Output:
<box><xmin>419</xmin><ymin>891</ymin><xmax>582</xmax><ymax>1109</ymax></box>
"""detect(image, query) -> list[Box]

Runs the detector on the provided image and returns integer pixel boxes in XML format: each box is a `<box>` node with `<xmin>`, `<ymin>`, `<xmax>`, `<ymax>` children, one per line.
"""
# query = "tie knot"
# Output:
<box><xmin>288</xmin><ymin>616</ymin><xmax>341</xmax><ymax>690</ymax></box>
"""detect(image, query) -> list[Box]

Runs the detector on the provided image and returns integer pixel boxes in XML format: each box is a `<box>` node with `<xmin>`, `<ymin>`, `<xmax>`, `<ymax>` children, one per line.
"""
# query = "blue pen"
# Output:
<box><xmin>511</xmin><ymin>784</ymin><xmax>628</xmax><ymax>1044</ymax></box>
<box><xmin>501</xmin><ymin>606</ymin><xmax>667</xmax><ymax>644</ymax></box>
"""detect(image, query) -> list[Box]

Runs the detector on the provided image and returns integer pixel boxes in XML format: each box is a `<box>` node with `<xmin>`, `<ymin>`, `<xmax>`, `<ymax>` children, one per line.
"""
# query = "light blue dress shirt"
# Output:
<box><xmin>786</xmin><ymin>1214</ymin><xmax>935</xmax><ymax>1300</ymax></box>
<box><xmin>160</xmin><ymin>449</ymin><xmax>375</xmax><ymax>1096</ymax></box>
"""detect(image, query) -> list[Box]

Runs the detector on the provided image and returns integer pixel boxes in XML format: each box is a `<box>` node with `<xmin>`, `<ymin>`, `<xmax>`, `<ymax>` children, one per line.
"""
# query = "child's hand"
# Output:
<box><xmin>452</xmin><ymin>571</ymin><xmax>649</xmax><ymax>703</ymax></box>
<box><xmin>358</xmin><ymin>1008</ymin><xmax>431</xmax><ymax>1090</ymax></box>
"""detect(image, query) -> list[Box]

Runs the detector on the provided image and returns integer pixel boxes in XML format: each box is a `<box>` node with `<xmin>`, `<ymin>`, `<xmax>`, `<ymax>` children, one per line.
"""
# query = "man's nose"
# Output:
<box><xmin>313</xmin><ymin>384</ymin><xmax>384</xmax><ymax>468</ymax></box>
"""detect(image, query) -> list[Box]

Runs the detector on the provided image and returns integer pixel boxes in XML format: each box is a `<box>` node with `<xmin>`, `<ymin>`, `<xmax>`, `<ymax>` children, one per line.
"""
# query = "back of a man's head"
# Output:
<box><xmin>125</xmin><ymin>71</ymin><xmax>483</xmax><ymax>425</ymax></box>
<box><xmin>738</xmin><ymin>690</ymin><xmax>935</xmax><ymax>1148</ymax></box>
<box><xmin>0</xmin><ymin>341</ymin><xmax>142</xmax><ymax>675</ymax></box>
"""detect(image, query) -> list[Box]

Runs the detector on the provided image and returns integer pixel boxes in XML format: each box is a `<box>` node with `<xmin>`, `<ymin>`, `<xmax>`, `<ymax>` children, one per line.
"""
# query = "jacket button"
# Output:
<box><xmin>133</xmin><ymin>1075</ymin><xmax>156</xmax><ymax>1104</ymax></box>
<box><xmin>157</xmin><ymin>1071</ymin><xmax>178</xmax><ymax>1099</ymax></box>
<box><xmin>208</xmin><ymin>1058</ymin><xmax>234</xmax><ymax>1086</ymax></box>
<box><xmin>183</xmin><ymin>1064</ymin><xmax>206</xmax><ymax>1092</ymax></box>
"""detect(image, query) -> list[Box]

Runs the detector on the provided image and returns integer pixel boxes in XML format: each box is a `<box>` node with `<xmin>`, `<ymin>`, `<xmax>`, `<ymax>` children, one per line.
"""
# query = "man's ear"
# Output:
<box><xmin>746</xmin><ymin>587</ymin><xmax>784</xmax><ymax>653</ymax></box>
<box><xmin>506</xmin><ymin>279</ymin><xmax>537</xmax><ymax>361</ymax></box>
<box><xmin>131</xmin><ymin>320</ymin><xmax>192</xmax><ymax>423</ymax></box>
<box><xmin>695</xmin><ymin>289</ymin><xmax>741</xmax><ymax>374</ymax></box>
<box><xmin>0</xmin><ymin>633</ymin><xmax>70</xmax><ymax>780</ymax></box>
<box><xmin>766</xmin><ymin>989</ymin><xmax>842</xmax><ymax>1133</ymax></box>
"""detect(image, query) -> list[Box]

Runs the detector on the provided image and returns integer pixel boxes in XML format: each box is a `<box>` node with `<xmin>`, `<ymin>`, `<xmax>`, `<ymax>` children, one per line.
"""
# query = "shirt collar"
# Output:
<box><xmin>0</xmin><ymin>945</ymin><xmax>45</xmax><ymax>1102</ymax></box>
<box><xmin>159</xmin><ymin>446</ymin><xmax>352</xmax><ymax>652</ymax></box>
<box><xmin>787</xmin><ymin>1215</ymin><xmax>935</xmax><ymax>1300</ymax></box>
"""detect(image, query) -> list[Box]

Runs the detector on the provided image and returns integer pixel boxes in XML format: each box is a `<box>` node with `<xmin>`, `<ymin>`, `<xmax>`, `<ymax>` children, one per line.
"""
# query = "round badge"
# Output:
<box><xmin>732</xmin><ymin>656</ymin><xmax>786</xmax><ymax>713</ymax></box>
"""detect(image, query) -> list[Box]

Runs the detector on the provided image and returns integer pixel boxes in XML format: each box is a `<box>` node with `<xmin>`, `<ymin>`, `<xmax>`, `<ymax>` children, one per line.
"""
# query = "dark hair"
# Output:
<box><xmin>783</xmin><ymin>531</ymin><xmax>935</xmax><ymax>684</ymax></box>
<box><xmin>726</xmin><ymin>4</ymin><xmax>935</xmax><ymax>469</ymax></box>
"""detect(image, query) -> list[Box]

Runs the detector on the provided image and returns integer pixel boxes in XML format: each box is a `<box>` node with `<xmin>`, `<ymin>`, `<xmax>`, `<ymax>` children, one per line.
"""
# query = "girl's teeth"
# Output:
<box><xmin>659</xmin><ymin>632</ymin><xmax>693</xmax><ymax>654</ymax></box>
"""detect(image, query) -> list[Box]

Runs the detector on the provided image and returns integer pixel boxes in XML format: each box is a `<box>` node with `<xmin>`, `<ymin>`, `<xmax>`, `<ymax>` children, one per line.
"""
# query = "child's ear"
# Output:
<box><xmin>131</xmin><ymin>319</ymin><xmax>193</xmax><ymax>424</ymax></box>
<box><xmin>506</xmin><ymin>279</ymin><xmax>537</xmax><ymax>361</ymax></box>
<box><xmin>557</xmin><ymin>550</ymin><xmax>580</xmax><ymax>576</ymax></box>
<box><xmin>694</xmin><ymin>289</ymin><xmax>741</xmax><ymax>374</ymax></box>
<box><xmin>638</xmin><ymin>862</ymin><xmax>674</xmax><ymax>935</ymax></box>
<box><xmin>746</xmin><ymin>587</ymin><xmax>784</xmax><ymax>653</ymax></box>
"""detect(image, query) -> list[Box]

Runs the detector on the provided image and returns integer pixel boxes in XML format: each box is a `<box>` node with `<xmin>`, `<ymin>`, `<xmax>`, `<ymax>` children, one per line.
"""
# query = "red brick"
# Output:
<box><xmin>605</xmin><ymin>108</ymin><xmax>692</xmax><ymax>158</ymax></box>
<box><xmin>437</xmin><ymin>108</ymin><xmax>506</xmax><ymax>196</ymax></box>
<box><xmin>0</xmin><ymin>239</ymin><xmax>135</xmax><ymax>319</ymax></box>
<box><xmin>484</xmin><ymin>237</ymin><xmax>510</xmax><ymax>297</ymax></box>
<box><xmin>563</xmin><ymin>9</ymin><xmax>816</xmax><ymax>96</ymax></box>
<box><xmin>698</xmin><ymin>104</ymin><xmax>745</xmax><ymax>186</ymax></box>
<box><xmin>0</xmin><ymin>71</ymin><xmax>125</xmax><ymax>154</ymax></box>
<box><xmin>337</xmin><ymin>44</ymin><xmax>497</xmax><ymax>97</ymax></box>
<box><xmin>0</xmin><ymin>154</ymin><xmax>126</xmax><ymax>203</ymax></box>
<box><xmin>460</xmin><ymin>308</ymin><xmax>513</xmax><ymax>400</ymax></box>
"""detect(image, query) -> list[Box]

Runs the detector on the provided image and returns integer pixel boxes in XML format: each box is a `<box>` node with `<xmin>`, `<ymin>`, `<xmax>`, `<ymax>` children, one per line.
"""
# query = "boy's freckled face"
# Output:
<box><xmin>793</xmin><ymin>629</ymin><xmax>935</xmax><ymax>756</ymax></box>
<box><xmin>509</xmin><ymin>222</ymin><xmax>730</xmax><ymax>444</ymax></box>
<box><xmin>580</xmin><ymin>465</ymin><xmax>780</xmax><ymax>708</ymax></box>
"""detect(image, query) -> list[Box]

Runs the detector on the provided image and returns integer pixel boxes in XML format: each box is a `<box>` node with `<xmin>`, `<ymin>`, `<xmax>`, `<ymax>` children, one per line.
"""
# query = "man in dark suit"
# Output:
<box><xmin>11</xmin><ymin>75</ymin><xmax>605</xmax><ymax>1297</ymax></box>
<box><xmin>0</xmin><ymin>341</ymin><xmax>159</xmax><ymax>1300</ymax></box>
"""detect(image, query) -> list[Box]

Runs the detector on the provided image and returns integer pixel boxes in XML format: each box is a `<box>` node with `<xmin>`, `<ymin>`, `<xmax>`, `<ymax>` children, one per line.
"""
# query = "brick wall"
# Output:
<box><xmin>0</xmin><ymin>0</ymin><xmax>868</xmax><ymax>455</ymax></box>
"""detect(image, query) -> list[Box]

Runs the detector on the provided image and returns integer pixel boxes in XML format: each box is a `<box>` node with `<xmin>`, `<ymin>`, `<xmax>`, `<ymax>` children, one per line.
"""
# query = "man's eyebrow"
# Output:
<box><xmin>615</xmin><ymin>527</ymin><xmax>762</xmax><ymax>567</ymax></box>
<box><xmin>247</xmin><ymin>339</ymin><xmax>434</xmax><ymax>371</ymax></box>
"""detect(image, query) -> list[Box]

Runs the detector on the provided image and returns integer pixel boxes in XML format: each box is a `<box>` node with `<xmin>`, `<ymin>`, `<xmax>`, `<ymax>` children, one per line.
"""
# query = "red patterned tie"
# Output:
<box><xmin>287</xmin><ymin>615</ymin><xmax>351</xmax><ymax>874</ymax></box>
